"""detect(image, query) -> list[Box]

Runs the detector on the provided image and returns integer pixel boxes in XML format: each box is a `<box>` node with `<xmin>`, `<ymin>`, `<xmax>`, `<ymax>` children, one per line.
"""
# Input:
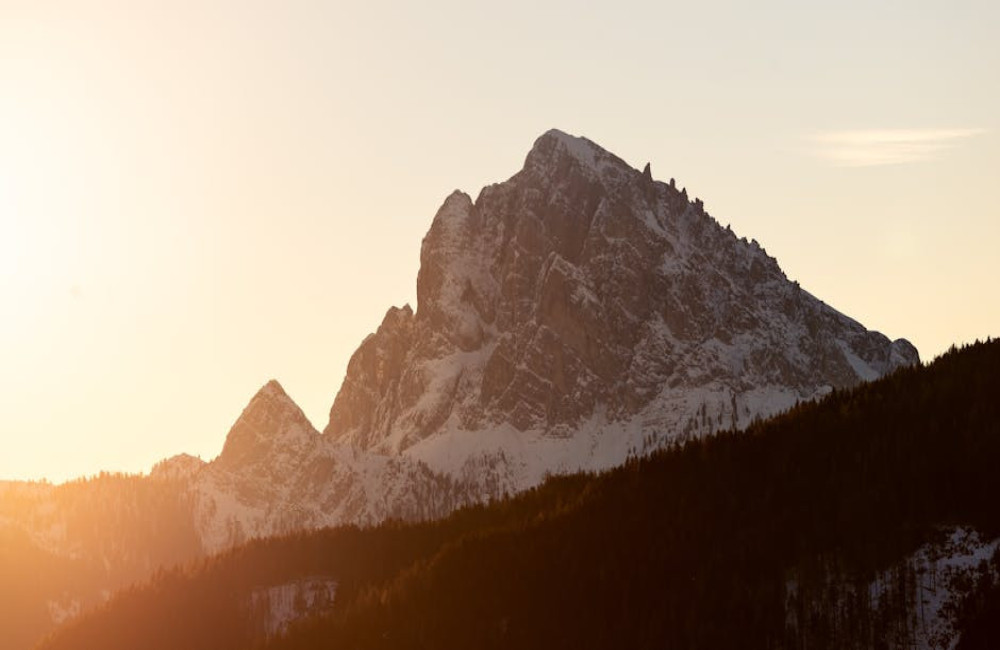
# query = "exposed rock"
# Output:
<box><xmin>191</xmin><ymin>128</ymin><xmax>918</xmax><ymax>551</ymax></box>
<box><xmin>325</xmin><ymin>129</ymin><xmax>918</xmax><ymax>469</ymax></box>
<box><xmin>215</xmin><ymin>380</ymin><xmax>318</xmax><ymax>474</ymax></box>
<box><xmin>194</xmin><ymin>377</ymin><xmax>474</xmax><ymax>552</ymax></box>
<box><xmin>70</xmin><ymin>129</ymin><xmax>920</xmax><ymax>555</ymax></box>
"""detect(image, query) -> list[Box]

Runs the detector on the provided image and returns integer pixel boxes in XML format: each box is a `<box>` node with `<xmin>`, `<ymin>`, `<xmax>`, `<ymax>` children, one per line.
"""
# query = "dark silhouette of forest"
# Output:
<box><xmin>36</xmin><ymin>339</ymin><xmax>1000</xmax><ymax>650</ymax></box>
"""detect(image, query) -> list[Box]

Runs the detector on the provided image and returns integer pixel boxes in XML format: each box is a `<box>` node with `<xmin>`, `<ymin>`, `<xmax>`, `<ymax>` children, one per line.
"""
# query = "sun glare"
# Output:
<box><xmin>0</xmin><ymin>172</ymin><xmax>26</xmax><ymax>290</ymax></box>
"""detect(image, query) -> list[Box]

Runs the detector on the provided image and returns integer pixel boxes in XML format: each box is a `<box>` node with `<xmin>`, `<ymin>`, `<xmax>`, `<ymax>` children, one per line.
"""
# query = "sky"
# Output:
<box><xmin>0</xmin><ymin>0</ymin><xmax>997</xmax><ymax>482</ymax></box>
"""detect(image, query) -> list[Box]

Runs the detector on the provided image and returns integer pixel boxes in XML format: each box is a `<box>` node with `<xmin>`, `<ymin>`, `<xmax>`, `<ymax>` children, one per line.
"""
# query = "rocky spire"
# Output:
<box><xmin>216</xmin><ymin>380</ymin><xmax>318</xmax><ymax>469</ymax></box>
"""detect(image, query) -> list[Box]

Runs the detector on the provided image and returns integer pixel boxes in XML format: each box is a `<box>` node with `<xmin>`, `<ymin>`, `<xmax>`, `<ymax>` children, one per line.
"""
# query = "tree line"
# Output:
<box><xmin>37</xmin><ymin>339</ymin><xmax>1000</xmax><ymax>650</ymax></box>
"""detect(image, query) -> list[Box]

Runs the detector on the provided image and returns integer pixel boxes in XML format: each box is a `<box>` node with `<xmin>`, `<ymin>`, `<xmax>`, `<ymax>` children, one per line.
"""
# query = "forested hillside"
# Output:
<box><xmin>38</xmin><ymin>340</ymin><xmax>1000</xmax><ymax>650</ymax></box>
<box><xmin>0</xmin><ymin>472</ymin><xmax>202</xmax><ymax>649</ymax></box>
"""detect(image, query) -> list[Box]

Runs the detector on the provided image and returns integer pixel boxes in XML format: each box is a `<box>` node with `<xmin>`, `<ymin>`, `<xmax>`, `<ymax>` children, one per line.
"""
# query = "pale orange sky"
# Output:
<box><xmin>1</xmin><ymin>1</ymin><xmax>998</xmax><ymax>482</ymax></box>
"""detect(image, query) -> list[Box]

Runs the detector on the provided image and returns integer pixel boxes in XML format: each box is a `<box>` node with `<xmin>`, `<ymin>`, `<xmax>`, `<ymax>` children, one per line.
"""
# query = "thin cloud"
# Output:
<box><xmin>810</xmin><ymin>128</ymin><xmax>986</xmax><ymax>167</ymax></box>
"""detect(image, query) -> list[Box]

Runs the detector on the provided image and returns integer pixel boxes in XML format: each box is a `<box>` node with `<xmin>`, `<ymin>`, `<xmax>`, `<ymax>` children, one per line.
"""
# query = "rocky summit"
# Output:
<box><xmin>323</xmin><ymin>129</ymin><xmax>917</xmax><ymax>482</ymax></box>
<box><xmin>186</xmin><ymin>129</ymin><xmax>917</xmax><ymax>549</ymax></box>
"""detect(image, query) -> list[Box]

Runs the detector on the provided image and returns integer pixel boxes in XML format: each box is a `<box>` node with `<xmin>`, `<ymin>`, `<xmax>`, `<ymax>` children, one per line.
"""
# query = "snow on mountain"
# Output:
<box><xmin>191</xmin><ymin>380</ymin><xmax>475</xmax><ymax>553</ymax></box>
<box><xmin>322</xmin><ymin>128</ymin><xmax>917</xmax><ymax>488</ymax></box>
<box><xmin>186</xmin><ymin>128</ymin><xmax>918</xmax><ymax>551</ymax></box>
<box><xmin>247</xmin><ymin>577</ymin><xmax>338</xmax><ymax>640</ymax></box>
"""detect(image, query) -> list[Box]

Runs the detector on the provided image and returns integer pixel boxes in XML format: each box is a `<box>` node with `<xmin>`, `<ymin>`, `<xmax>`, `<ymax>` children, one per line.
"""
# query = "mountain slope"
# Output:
<box><xmin>35</xmin><ymin>340</ymin><xmax>1000</xmax><ymax>650</ymax></box>
<box><xmin>0</xmin><ymin>473</ymin><xmax>202</xmax><ymax>650</ymax></box>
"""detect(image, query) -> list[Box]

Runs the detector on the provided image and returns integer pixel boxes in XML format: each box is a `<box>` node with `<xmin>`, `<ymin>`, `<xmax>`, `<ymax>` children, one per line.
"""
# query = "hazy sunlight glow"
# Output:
<box><xmin>0</xmin><ymin>0</ymin><xmax>997</xmax><ymax>482</ymax></box>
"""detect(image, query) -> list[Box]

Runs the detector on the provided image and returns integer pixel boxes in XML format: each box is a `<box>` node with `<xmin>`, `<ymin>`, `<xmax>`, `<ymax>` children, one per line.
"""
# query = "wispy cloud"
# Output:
<box><xmin>809</xmin><ymin>128</ymin><xmax>986</xmax><ymax>167</ymax></box>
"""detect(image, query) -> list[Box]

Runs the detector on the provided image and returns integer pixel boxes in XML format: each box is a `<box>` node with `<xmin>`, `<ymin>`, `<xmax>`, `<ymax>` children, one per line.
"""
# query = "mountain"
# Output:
<box><xmin>324</xmin><ymin>128</ymin><xmax>916</xmax><ymax>479</ymax></box>
<box><xmin>190</xmin><ymin>128</ymin><xmax>916</xmax><ymax>551</ymax></box>
<box><xmin>192</xmin><ymin>380</ymin><xmax>470</xmax><ymax>552</ymax></box>
<box><xmin>35</xmin><ymin>340</ymin><xmax>1000</xmax><ymax>650</ymax></box>
<box><xmin>0</xmin><ymin>129</ymin><xmax>920</xmax><ymax>647</ymax></box>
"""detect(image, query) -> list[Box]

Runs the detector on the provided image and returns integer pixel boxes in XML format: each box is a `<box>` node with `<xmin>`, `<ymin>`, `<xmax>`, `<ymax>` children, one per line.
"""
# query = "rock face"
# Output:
<box><xmin>324</xmin><ymin>129</ymin><xmax>918</xmax><ymax>477</ymax></box>
<box><xmin>191</xmin><ymin>128</ymin><xmax>917</xmax><ymax>549</ymax></box>
<box><xmin>192</xmin><ymin>379</ymin><xmax>470</xmax><ymax>552</ymax></box>
<box><xmin>214</xmin><ymin>380</ymin><xmax>319</xmax><ymax>474</ymax></box>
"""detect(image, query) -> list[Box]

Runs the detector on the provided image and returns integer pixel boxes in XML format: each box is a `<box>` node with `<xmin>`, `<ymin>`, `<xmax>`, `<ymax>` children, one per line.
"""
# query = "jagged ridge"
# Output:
<box><xmin>187</xmin><ymin>128</ymin><xmax>920</xmax><ymax>550</ymax></box>
<box><xmin>323</xmin><ymin>128</ymin><xmax>917</xmax><ymax>481</ymax></box>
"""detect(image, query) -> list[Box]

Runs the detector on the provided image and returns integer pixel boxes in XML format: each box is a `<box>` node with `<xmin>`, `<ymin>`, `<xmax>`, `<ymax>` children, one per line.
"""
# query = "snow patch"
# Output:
<box><xmin>247</xmin><ymin>577</ymin><xmax>338</xmax><ymax>639</ymax></box>
<box><xmin>46</xmin><ymin>595</ymin><xmax>81</xmax><ymax>626</ymax></box>
<box><xmin>838</xmin><ymin>340</ymin><xmax>880</xmax><ymax>382</ymax></box>
<box><xmin>786</xmin><ymin>527</ymin><xmax>1000</xmax><ymax>650</ymax></box>
<box><xmin>870</xmin><ymin>527</ymin><xmax>1000</xmax><ymax>650</ymax></box>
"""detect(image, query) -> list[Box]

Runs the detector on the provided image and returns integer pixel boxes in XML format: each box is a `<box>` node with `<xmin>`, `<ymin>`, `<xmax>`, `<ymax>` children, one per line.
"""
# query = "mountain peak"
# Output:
<box><xmin>328</xmin><ymin>129</ymin><xmax>919</xmax><ymax>463</ymax></box>
<box><xmin>524</xmin><ymin>129</ymin><xmax>638</xmax><ymax>190</ymax></box>
<box><xmin>531</xmin><ymin>128</ymin><xmax>604</xmax><ymax>165</ymax></box>
<box><xmin>216</xmin><ymin>380</ymin><xmax>317</xmax><ymax>469</ymax></box>
<box><xmin>538</xmin><ymin>127</ymin><xmax>591</xmax><ymax>148</ymax></box>
<box><xmin>253</xmin><ymin>379</ymin><xmax>291</xmax><ymax>404</ymax></box>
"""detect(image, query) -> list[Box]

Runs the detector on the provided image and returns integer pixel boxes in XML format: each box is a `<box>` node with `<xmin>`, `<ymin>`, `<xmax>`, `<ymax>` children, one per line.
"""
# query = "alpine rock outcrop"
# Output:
<box><xmin>193</xmin><ymin>128</ymin><xmax>917</xmax><ymax>549</ymax></box>
<box><xmin>324</xmin><ymin>129</ymin><xmax>916</xmax><ymax>481</ymax></box>
<box><xmin>192</xmin><ymin>380</ymin><xmax>469</xmax><ymax>551</ymax></box>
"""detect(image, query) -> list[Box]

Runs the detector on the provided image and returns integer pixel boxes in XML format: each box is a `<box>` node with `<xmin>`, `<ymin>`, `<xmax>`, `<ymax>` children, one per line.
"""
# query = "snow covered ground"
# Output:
<box><xmin>247</xmin><ymin>577</ymin><xmax>338</xmax><ymax>640</ymax></box>
<box><xmin>871</xmin><ymin>527</ymin><xmax>999</xmax><ymax>650</ymax></box>
<box><xmin>786</xmin><ymin>526</ymin><xmax>999</xmax><ymax>650</ymax></box>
